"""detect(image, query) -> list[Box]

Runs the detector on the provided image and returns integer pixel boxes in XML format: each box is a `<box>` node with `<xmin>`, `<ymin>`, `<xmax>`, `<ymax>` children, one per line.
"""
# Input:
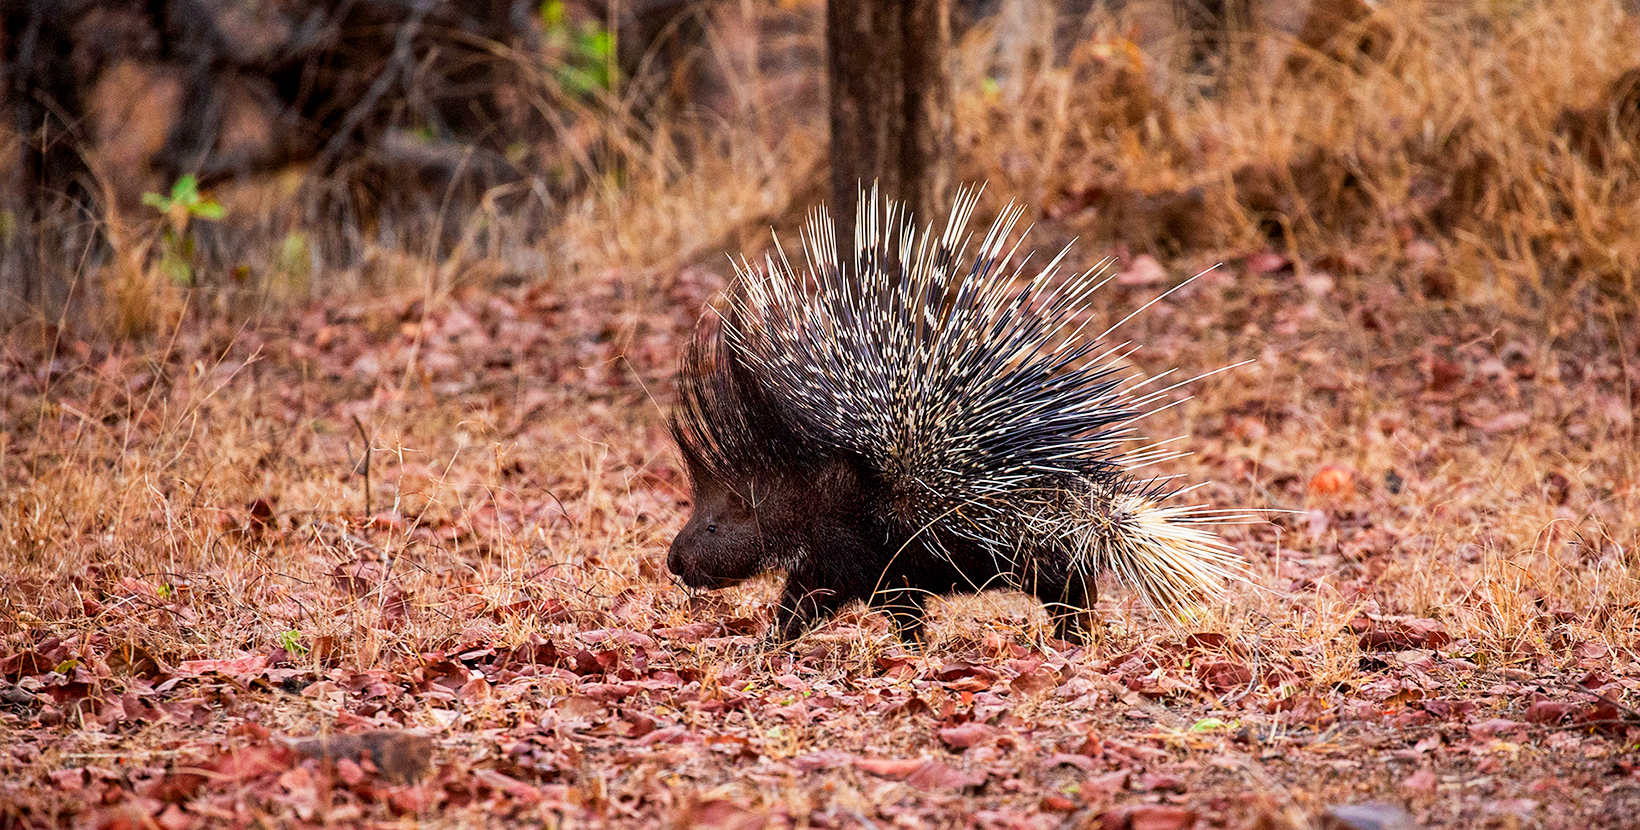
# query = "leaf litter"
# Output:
<box><xmin>2</xmin><ymin>249</ymin><xmax>1639</xmax><ymax>828</ymax></box>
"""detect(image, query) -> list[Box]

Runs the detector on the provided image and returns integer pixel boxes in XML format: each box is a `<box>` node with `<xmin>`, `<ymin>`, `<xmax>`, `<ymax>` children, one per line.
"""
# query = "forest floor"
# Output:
<box><xmin>4</xmin><ymin>0</ymin><xmax>1640</xmax><ymax>824</ymax></box>
<box><xmin>3</xmin><ymin>222</ymin><xmax>1638</xmax><ymax>829</ymax></box>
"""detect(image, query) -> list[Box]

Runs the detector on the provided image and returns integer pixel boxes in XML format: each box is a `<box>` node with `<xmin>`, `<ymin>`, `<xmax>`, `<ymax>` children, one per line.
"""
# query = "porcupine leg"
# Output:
<box><xmin>1044</xmin><ymin>571</ymin><xmax>1100</xmax><ymax>645</ymax></box>
<box><xmin>874</xmin><ymin>587</ymin><xmax>929</xmax><ymax>643</ymax></box>
<box><xmin>772</xmin><ymin>572</ymin><xmax>861</xmax><ymax>642</ymax></box>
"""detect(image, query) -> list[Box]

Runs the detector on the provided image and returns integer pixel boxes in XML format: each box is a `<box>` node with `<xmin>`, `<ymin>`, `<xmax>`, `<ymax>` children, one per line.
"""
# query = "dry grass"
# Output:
<box><xmin>963</xmin><ymin>0</ymin><xmax>1640</xmax><ymax>302</ymax></box>
<box><xmin>3</xmin><ymin>0</ymin><xmax>1640</xmax><ymax>827</ymax></box>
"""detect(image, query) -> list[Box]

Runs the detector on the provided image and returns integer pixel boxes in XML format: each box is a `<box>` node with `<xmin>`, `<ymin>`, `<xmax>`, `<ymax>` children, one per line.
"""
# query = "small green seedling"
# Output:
<box><xmin>142</xmin><ymin>174</ymin><xmax>225</xmax><ymax>286</ymax></box>
<box><xmin>277</xmin><ymin>630</ymin><xmax>308</xmax><ymax>656</ymax></box>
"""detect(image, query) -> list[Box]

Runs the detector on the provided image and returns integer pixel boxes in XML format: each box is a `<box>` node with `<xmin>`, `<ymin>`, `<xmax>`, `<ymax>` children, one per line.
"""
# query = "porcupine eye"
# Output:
<box><xmin>707</xmin><ymin>524</ymin><xmax>717</xmax><ymax>533</ymax></box>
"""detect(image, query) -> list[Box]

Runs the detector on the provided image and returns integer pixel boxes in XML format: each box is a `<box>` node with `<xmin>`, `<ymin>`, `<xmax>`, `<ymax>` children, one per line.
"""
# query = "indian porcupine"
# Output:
<box><xmin>667</xmin><ymin>186</ymin><xmax>1246</xmax><ymax>643</ymax></box>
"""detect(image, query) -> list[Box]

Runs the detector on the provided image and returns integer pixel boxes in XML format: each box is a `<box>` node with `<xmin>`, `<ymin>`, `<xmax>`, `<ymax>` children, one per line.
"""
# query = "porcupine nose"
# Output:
<box><xmin>666</xmin><ymin>539</ymin><xmax>697</xmax><ymax>584</ymax></box>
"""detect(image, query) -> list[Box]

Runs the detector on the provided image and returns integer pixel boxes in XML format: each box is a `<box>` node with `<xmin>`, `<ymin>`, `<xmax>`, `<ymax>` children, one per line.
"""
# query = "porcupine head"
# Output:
<box><xmin>666</xmin><ymin>187</ymin><xmax>1248</xmax><ymax>643</ymax></box>
<box><xmin>666</xmin><ymin>309</ymin><xmax>889</xmax><ymax>642</ymax></box>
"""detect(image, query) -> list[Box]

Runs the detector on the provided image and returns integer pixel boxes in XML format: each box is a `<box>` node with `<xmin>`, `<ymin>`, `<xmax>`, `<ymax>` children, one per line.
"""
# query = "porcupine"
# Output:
<box><xmin>666</xmin><ymin>186</ymin><xmax>1246</xmax><ymax>643</ymax></box>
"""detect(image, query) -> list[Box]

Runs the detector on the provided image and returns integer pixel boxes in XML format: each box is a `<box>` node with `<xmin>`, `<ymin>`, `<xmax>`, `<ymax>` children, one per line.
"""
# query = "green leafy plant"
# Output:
<box><xmin>539</xmin><ymin>0</ymin><xmax>617</xmax><ymax>96</ymax></box>
<box><xmin>277</xmin><ymin>630</ymin><xmax>308</xmax><ymax>656</ymax></box>
<box><xmin>141</xmin><ymin>174</ymin><xmax>225</xmax><ymax>286</ymax></box>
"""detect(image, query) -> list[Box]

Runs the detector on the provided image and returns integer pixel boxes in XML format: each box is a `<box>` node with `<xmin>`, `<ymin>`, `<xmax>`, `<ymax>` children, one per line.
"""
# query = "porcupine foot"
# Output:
<box><xmin>771</xmin><ymin>577</ymin><xmax>932</xmax><ymax>643</ymax></box>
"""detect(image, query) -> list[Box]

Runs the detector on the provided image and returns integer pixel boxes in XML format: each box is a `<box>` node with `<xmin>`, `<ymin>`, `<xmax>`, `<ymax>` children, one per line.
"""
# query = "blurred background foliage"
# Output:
<box><xmin>1</xmin><ymin>0</ymin><xmax>1638</xmax><ymax>333</ymax></box>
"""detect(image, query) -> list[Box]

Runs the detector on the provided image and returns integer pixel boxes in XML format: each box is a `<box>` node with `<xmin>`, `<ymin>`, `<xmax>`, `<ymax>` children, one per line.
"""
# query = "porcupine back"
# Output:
<box><xmin>668</xmin><ymin>186</ymin><xmax>1246</xmax><ymax>641</ymax></box>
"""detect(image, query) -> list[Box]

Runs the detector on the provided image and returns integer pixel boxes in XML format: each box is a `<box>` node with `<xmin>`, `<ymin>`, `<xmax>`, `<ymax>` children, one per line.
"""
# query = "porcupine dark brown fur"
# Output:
<box><xmin>666</xmin><ymin>186</ymin><xmax>1246</xmax><ymax>643</ymax></box>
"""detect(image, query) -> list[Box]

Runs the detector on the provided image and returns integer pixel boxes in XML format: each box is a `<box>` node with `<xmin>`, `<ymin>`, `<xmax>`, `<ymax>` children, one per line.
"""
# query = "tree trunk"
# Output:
<box><xmin>826</xmin><ymin>0</ymin><xmax>953</xmax><ymax>249</ymax></box>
